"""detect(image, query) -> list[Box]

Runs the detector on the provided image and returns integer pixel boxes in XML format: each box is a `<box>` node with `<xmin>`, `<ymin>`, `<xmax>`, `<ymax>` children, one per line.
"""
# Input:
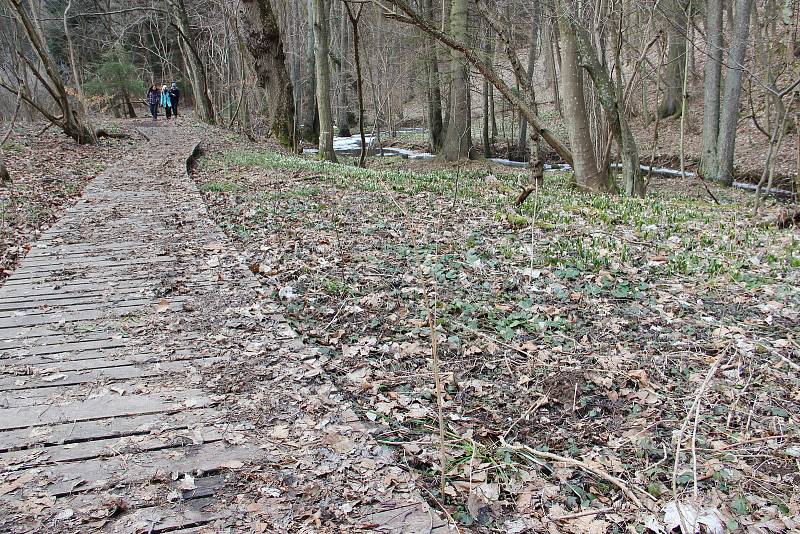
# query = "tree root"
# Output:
<box><xmin>95</xmin><ymin>128</ymin><xmax>131</xmax><ymax>140</ymax></box>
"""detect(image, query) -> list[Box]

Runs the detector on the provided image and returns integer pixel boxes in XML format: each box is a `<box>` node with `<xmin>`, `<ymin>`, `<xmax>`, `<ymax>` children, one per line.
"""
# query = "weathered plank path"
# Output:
<box><xmin>0</xmin><ymin>128</ymin><xmax>452</xmax><ymax>533</ymax></box>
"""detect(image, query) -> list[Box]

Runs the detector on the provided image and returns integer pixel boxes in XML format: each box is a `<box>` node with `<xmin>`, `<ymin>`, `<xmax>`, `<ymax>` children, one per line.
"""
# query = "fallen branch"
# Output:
<box><xmin>499</xmin><ymin>437</ymin><xmax>650</xmax><ymax>509</ymax></box>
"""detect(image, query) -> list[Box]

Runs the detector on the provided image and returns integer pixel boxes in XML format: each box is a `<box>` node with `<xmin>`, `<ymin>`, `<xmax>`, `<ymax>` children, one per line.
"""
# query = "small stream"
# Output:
<box><xmin>305</xmin><ymin>132</ymin><xmax>795</xmax><ymax>199</ymax></box>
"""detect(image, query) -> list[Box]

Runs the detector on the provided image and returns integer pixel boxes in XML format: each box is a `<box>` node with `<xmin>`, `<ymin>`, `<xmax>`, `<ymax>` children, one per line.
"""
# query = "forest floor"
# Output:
<box><xmin>193</xmin><ymin>129</ymin><xmax>800</xmax><ymax>533</ymax></box>
<box><xmin>0</xmin><ymin>123</ymin><xmax>137</xmax><ymax>282</ymax></box>
<box><xmin>0</xmin><ymin>123</ymin><xmax>448</xmax><ymax>533</ymax></box>
<box><xmin>1</xmin><ymin>119</ymin><xmax>799</xmax><ymax>533</ymax></box>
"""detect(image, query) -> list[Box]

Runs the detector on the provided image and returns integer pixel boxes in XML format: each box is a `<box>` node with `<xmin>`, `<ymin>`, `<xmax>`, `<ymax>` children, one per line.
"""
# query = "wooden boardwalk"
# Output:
<box><xmin>0</xmin><ymin>131</ymin><xmax>260</xmax><ymax>532</ymax></box>
<box><xmin>0</xmin><ymin>128</ymin><xmax>453</xmax><ymax>533</ymax></box>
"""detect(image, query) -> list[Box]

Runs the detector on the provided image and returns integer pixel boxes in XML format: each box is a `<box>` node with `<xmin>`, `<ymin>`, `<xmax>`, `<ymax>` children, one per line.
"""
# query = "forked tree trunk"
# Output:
<box><xmin>717</xmin><ymin>0</ymin><xmax>754</xmax><ymax>185</ymax></box>
<box><xmin>240</xmin><ymin>0</ymin><xmax>295</xmax><ymax>148</ymax></box>
<box><xmin>441</xmin><ymin>0</ymin><xmax>471</xmax><ymax>161</ymax></box>
<box><xmin>570</xmin><ymin>18</ymin><xmax>643</xmax><ymax>196</ymax></box>
<box><xmin>557</xmin><ymin>11</ymin><xmax>608</xmax><ymax>193</ymax></box>
<box><xmin>312</xmin><ymin>0</ymin><xmax>337</xmax><ymax>162</ymax></box>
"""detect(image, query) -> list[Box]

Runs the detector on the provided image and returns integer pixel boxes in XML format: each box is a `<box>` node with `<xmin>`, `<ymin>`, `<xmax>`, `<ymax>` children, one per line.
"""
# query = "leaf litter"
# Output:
<box><xmin>0</xmin><ymin>123</ymin><xmax>136</xmax><ymax>282</ymax></box>
<box><xmin>190</xmin><ymin>133</ymin><xmax>800</xmax><ymax>532</ymax></box>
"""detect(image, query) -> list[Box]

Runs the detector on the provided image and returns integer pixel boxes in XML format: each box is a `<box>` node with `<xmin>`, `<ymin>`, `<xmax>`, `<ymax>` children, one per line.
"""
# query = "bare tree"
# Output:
<box><xmin>700</xmin><ymin>0</ymin><xmax>723</xmax><ymax>179</ymax></box>
<box><xmin>556</xmin><ymin>3</ymin><xmax>609</xmax><ymax>193</ymax></box>
<box><xmin>717</xmin><ymin>0</ymin><xmax>754</xmax><ymax>185</ymax></box>
<box><xmin>240</xmin><ymin>0</ymin><xmax>295</xmax><ymax>148</ymax></box>
<box><xmin>167</xmin><ymin>0</ymin><xmax>216</xmax><ymax>123</ymax></box>
<box><xmin>312</xmin><ymin>0</ymin><xmax>337</xmax><ymax>161</ymax></box>
<box><xmin>658</xmin><ymin>0</ymin><xmax>690</xmax><ymax>119</ymax></box>
<box><xmin>441</xmin><ymin>0</ymin><xmax>471</xmax><ymax>160</ymax></box>
<box><xmin>2</xmin><ymin>0</ymin><xmax>95</xmax><ymax>144</ymax></box>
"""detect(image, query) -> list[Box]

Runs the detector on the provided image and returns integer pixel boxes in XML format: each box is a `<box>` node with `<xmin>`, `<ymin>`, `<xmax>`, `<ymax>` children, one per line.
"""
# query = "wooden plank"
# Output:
<box><xmin>0</xmin><ymin>332</ymin><xmax>115</xmax><ymax>352</ymax></box>
<box><xmin>98</xmin><ymin>497</ymin><xmax>228</xmax><ymax>534</ymax></box>
<box><xmin>0</xmin><ymin>298</ymin><xmax>153</xmax><ymax>320</ymax></box>
<box><xmin>32</xmin><ymin>441</ymin><xmax>254</xmax><ymax>496</ymax></box>
<box><xmin>0</xmin><ymin>408</ymin><xmax>220</xmax><ymax>453</ymax></box>
<box><xmin>0</xmin><ymin>338</ymin><xmax>126</xmax><ymax>358</ymax></box>
<box><xmin>0</xmin><ymin>378</ymin><xmax>213</xmax><ymax>409</ymax></box>
<box><xmin>0</xmin><ymin>357</ymin><xmax>222</xmax><ymax>391</ymax></box>
<box><xmin>0</xmin><ymin>299</ymin><xmax>185</xmax><ymax>330</ymax></box>
<box><xmin>4</xmin><ymin>265</ymin><xmax>176</xmax><ymax>286</ymax></box>
<box><xmin>13</xmin><ymin>256</ymin><xmax>176</xmax><ymax>276</ymax></box>
<box><xmin>0</xmin><ymin>278</ymin><xmax>152</xmax><ymax>299</ymax></box>
<box><xmin>0</xmin><ymin>291</ymin><xmax>139</xmax><ymax>312</ymax></box>
<box><xmin>0</xmin><ymin>427</ymin><xmax>225</xmax><ymax>468</ymax></box>
<box><xmin>25</xmin><ymin>240</ymin><xmax>146</xmax><ymax>257</ymax></box>
<box><xmin>5</xmin><ymin>349</ymin><xmax>153</xmax><ymax>367</ymax></box>
<box><xmin>359</xmin><ymin>500</ymin><xmax>450</xmax><ymax>532</ymax></box>
<box><xmin>22</xmin><ymin>248</ymin><xmax>158</xmax><ymax>266</ymax></box>
<box><xmin>0</xmin><ymin>309</ymin><xmax>114</xmax><ymax>330</ymax></box>
<box><xmin>8</xmin><ymin>349</ymin><xmax>206</xmax><ymax>369</ymax></box>
<box><xmin>0</xmin><ymin>390</ymin><xmax>217</xmax><ymax>431</ymax></box>
<box><xmin>0</xmin><ymin>295</ymin><xmax>189</xmax><ymax>319</ymax></box>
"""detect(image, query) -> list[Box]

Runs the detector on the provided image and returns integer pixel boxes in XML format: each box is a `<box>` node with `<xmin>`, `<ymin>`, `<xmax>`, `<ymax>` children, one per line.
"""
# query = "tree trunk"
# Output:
<box><xmin>301</xmin><ymin>0</ymin><xmax>319</xmax><ymax>141</ymax></box>
<box><xmin>336</xmin><ymin>9</ymin><xmax>351</xmax><ymax>137</ymax></box>
<box><xmin>658</xmin><ymin>0</ymin><xmax>690</xmax><ymax>118</ymax></box>
<box><xmin>557</xmin><ymin>11</ymin><xmax>608</xmax><ymax>192</ymax></box>
<box><xmin>344</xmin><ymin>2</ymin><xmax>367</xmax><ymax>167</ymax></box>
<box><xmin>421</xmin><ymin>0</ymin><xmax>444</xmax><ymax>151</ymax></box>
<box><xmin>700</xmin><ymin>0</ymin><xmax>723</xmax><ymax>179</ymax></box>
<box><xmin>717</xmin><ymin>0</ymin><xmax>754</xmax><ymax>186</ymax></box>
<box><xmin>168</xmin><ymin>0</ymin><xmax>215</xmax><ymax>123</ymax></box>
<box><xmin>569</xmin><ymin>14</ymin><xmax>643</xmax><ymax>196</ymax></box>
<box><xmin>0</xmin><ymin>156</ymin><xmax>10</xmax><ymax>186</ymax></box>
<box><xmin>5</xmin><ymin>0</ymin><xmax>95</xmax><ymax>144</ymax></box>
<box><xmin>123</xmin><ymin>89</ymin><xmax>136</xmax><ymax>118</ymax></box>
<box><xmin>517</xmin><ymin>17</ymin><xmax>539</xmax><ymax>154</ymax></box>
<box><xmin>441</xmin><ymin>0</ymin><xmax>472</xmax><ymax>161</ymax></box>
<box><xmin>312</xmin><ymin>0</ymin><xmax>336</xmax><ymax>162</ymax></box>
<box><xmin>240</xmin><ymin>0</ymin><xmax>296</xmax><ymax>148</ymax></box>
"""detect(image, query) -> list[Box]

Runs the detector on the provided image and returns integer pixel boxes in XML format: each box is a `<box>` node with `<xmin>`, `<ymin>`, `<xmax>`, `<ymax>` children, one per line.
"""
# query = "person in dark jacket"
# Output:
<box><xmin>168</xmin><ymin>82</ymin><xmax>181</xmax><ymax>118</ymax></box>
<box><xmin>146</xmin><ymin>84</ymin><xmax>160</xmax><ymax>121</ymax></box>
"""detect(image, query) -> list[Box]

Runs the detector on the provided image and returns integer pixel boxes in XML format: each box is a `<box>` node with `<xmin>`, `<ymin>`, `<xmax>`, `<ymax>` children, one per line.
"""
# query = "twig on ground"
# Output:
<box><xmin>551</xmin><ymin>506</ymin><xmax>615</xmax><ymax>521</ymax></box>
<box><xmin>499</xmin><ymin>437</ymin><xmax>651</xmax><ymax>509</ymax></box>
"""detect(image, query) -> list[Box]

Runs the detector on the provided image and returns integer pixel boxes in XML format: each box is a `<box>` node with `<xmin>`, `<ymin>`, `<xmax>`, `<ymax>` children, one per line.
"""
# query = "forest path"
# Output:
<box><xmin>0</xmin><ymin>127</ymin><xmax>447</xmax><ymax>533</ymax></box>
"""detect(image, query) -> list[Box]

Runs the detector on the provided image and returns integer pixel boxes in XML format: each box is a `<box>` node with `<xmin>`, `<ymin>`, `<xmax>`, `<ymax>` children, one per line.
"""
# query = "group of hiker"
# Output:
<box><xmin>146</xmin><ymin>82</ymin><xmax>181</xmax><ymax>121</ymax></box>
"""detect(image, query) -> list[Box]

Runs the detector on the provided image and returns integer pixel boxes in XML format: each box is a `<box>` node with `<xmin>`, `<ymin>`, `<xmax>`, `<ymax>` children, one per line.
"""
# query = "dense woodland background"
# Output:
<box><xmin>0</xmin><ymin>0</ymin><xmax>798</xmax><ymax>198</ymax></box>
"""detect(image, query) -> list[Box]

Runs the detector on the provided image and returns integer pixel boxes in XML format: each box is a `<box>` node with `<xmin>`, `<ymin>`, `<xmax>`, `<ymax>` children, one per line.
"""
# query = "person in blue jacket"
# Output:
<box><xmin>160</xmin><ymin>84</ymin><xmax>172</xmax><ymax>119</ymax></box>
<box><xmin>146</xmin><ymin>84</ymin><xmax>160</xmax><ymax>121</ymax></box>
